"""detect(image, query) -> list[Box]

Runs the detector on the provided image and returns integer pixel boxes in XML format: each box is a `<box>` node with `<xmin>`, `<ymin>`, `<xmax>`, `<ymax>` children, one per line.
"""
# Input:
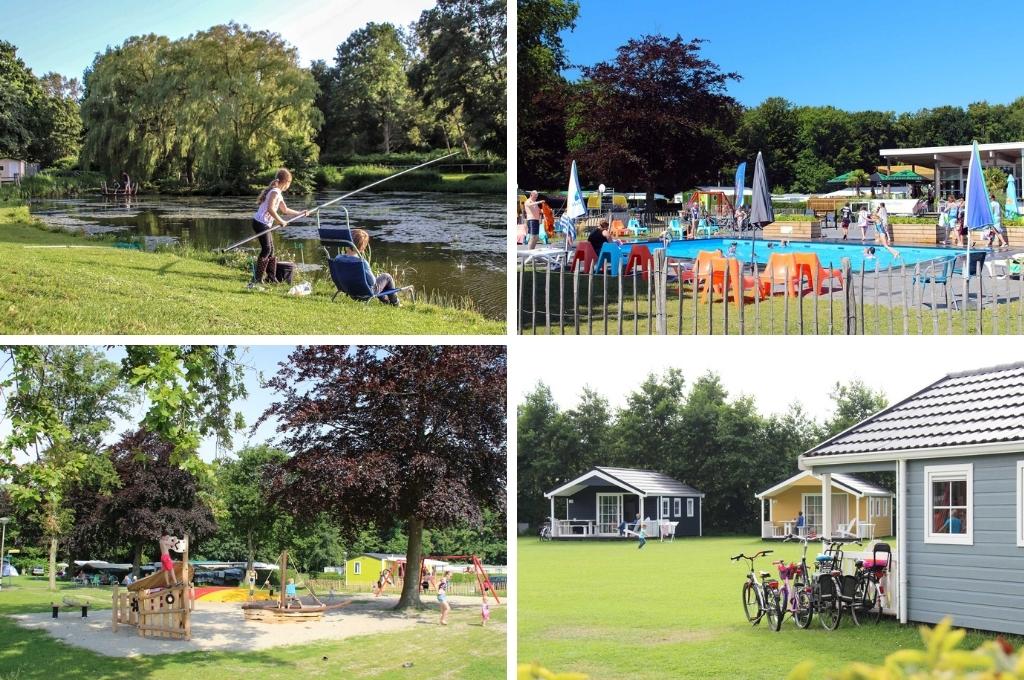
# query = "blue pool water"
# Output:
<box><xmin>608</xmin><ymin>237</ymin><xmax>959</xmax><ymax>271</ymax></box>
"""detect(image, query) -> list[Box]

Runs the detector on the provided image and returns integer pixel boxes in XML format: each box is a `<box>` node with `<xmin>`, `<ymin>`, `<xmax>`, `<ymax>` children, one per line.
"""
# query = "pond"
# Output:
<box><xmin>28</xmin><ymin>191</ymin><xmax>506</xmax><ymax>319</ymax></box>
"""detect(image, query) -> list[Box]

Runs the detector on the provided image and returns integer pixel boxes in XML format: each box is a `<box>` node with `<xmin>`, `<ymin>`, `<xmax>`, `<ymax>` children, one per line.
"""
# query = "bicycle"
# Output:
<box><xmin>731</xmin><ymin>550</ymin><xmax>780</xmax><ymax>629</ymax></box>
<box><xmin>849</xmin><ymin>542</ymin><xmax>892</xmax><ymax>625</ymax></box>
<box><xmin>786</xmin><ymin>534</ymin><xmax>843</xmax><ymax>631</ymax></box>
<box><xmin>772</xmin><ymin>557</ymin><xmax>813</xmax><ymax>630</ymax></box>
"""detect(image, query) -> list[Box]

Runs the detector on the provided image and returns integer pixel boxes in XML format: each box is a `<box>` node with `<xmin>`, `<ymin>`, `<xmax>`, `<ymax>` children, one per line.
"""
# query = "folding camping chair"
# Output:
<box><xmin>327</xmin><ymin>255</ymin><xmax>414</xmax><ymax>304</ymax></box>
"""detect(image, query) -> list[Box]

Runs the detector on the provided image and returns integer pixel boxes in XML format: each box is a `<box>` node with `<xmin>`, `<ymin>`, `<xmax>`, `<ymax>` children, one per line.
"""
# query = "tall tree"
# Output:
<box><xmin>0</xmin><ymin>347</ymin><xmax>134</xmax><ymax>590</ymax></box>
<box><xmin>261</xmin><ymin>346</ymin><xmax>506</xmax><ymax>610</ymax></box>
<box><xmin>214</xmin><ymin>445</ymin><xmax>289</xmax><ymax>574</ymax></box>
<box><xmin>412</xmin><ymin>0</ymin><xmax>507</xmax><ymax>154</ymax></box>
<box><xmin>69</xmin><ymin>429</ymin><xmax>217</xmax><ymax>576</ymax></box>
<box><xmin>517</xmin><ymin>0</ymin><xmax>579</xmax><ymax>189</ymax></box>
<box><xmin>0</xmin><ymin>41</ymin><xmax>43</xmax><ymax>160</ymax></box>
<box><xmin>823</xmin><ymin>379</ymin><xmax>889</xmax><ymax>437</ymax></box>
<box><xmin>567</xmin><ymin>35</ymin><xmax>739</xmax><ymax>215</ymax></box>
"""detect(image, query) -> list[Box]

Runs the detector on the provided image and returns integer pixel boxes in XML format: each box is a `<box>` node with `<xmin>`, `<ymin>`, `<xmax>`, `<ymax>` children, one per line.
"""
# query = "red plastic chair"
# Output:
<box><xmin>624</xmin><ymin>244</ymin><xmax>654</xmax><ymax>279</ymax></box>
<box><xmin>569</xmin><ymin>241</ymin><xmax>597</xmax><ymax>274</ymax></box>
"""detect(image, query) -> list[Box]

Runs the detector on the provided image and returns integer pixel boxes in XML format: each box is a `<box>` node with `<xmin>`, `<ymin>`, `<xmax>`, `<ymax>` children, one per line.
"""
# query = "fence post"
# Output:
<box><xmin>977</xmin><ymin>267</ymin><xmax>984</xmax><ymax>335</ymax></box>
<box><xmin>723</xmin><ymin>258</ymin><xmax>730</xmax><ymax>335</ymax></box>
<box><xmin>517</xmin><ymin>264</ymin><xmax>524</xmax><ymax>334</ymax></box>
<box><xmin>654</xmin><ymin>249</ymin><xmax>667</xmax><ymax>335</ymax></box>
<box><xmin>842</xmin><ymin>258</ymin><xmax>855</xmax><ymax>334</ymax></box>
<box><xmin>544</xmin><ymin>265</ymin><xmax>551</xmax><ymax>334</ymax></box>
<box><xmin>603</xmin><ymin>266</ymin><xmax>609</xmax><ymax>335</ymax></box>
<box><xmin>559</xmin><ymin>266</ymin><xmax>565</xmax><ymax>335</ymax></box>
<box><xmin>573</xmin><ymin>268</ymin><xmax>580</xmax><ymax>335</ymax></box>
<box><xmin>531</xmin><ymin>260</ymin><xmax>538</xmax><ymax>335</ymax></box>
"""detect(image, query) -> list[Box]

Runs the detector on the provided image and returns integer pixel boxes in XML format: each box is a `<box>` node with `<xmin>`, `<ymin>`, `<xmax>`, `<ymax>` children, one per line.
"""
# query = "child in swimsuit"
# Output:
<box><xmin>480</xmin><ymin>596</ymin><xmax>491</xmax><ymax>626</ymax></box>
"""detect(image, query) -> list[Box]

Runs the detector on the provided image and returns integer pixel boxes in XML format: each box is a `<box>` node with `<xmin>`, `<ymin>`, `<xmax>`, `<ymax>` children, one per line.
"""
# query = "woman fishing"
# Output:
<box><xmin>251</xmin><ymin>169</ymin><xmax>307</xmax><ymax>285</ymax></box>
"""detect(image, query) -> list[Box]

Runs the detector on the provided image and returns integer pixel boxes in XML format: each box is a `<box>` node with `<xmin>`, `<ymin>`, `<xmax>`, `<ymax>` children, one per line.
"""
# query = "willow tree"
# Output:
<box><xmin>261</xmin><ymin>346</ymin><xmax>507</xmax><ymax>610</ymax></box>
<box><xmin>81</xmin><ymin>24</ymin><xmax>321</xmax><ymax>186</ymax></box>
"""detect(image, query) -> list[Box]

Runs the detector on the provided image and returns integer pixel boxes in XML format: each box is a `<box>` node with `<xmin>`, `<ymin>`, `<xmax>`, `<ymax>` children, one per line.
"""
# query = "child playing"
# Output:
<box><xmin>285</xmin><ymin>577</ymin><xmax>302</xmax><ymax>609</ymax></box>
<box><xmin>480</xmin><ymin>596</ymin><xmax>491</xmax><ymax>627</ymax></box>
<box><xmin>158</xmin><ymin>531</ymin><xmax>175</xmax><ymax>573</ymax></box>
<box><xmin>637</xmin><ymin>527</ymin><xmax>647</xmax><ymax>549</ymax></box>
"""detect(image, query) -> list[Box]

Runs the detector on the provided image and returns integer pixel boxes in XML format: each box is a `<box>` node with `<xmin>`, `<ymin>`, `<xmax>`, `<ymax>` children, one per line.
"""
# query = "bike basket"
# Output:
<box><xmin>776</xmin><ymin>563</ymin><xmax>797</xmax><ymax>579</ymax></box>
<box><xmin>817</xmin><ymin>573</ymin><xmax>837</xmax><ymax>595</ymax></box>
<box><xmin>841</xmin><ymin>574</ymin><xmax>858</xmax><ymax>598</ymax></box>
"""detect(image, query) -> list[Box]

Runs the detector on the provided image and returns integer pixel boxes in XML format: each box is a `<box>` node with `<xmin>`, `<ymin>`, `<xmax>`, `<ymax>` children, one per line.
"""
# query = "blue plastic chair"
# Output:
<box><xmin>627</xmin><ymin>217</ymin><xmax>648</xmax><ymax>236</ymax></box>
<box><xmin>696</xmin><ymin>218</ymin><xmax>719</xmax><ymax>238</ymax></box>
<box><xmin>912</xmin><ymin>256</ymin><xmax>956</xmax><ymax>308</ymax></box>
<box><xmin>594</xmin><ymin>242</ymin><xmax>626</xmax><ymax>276</ymax></box>
<box><xmin>327</xmin><ymin>255</ymin><xmax>413</xmax><ymax>304</ymax></box>
<box><xmin>667</xmin><ymin>218</ymin><xmax>684</xmax><ymax>239</ymax></box>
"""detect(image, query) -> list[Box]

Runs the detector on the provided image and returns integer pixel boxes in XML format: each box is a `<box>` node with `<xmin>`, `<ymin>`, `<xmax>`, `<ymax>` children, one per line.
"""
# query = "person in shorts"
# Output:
<box><xmin>524</xmin><ymin>191</ymin><xmax>544</xmax><ymax>250</ymax></box>
<box><xmin>435</xmin><ymin>570</ymin><xmax>452</xmax><ymax>625</ymax></box>
<box><xmin>857</xmin><ymin>205</ymin><xmax>869</xmax><ymax>241</ymax></box>
<box><xmin>839</xmin><ymin>203</ymin><xmax>852</xmax><ymax>240</ymax></box>
<box><xmin>990</xmin><ymin>192</ymin><xmax>1008</xmax><ymax>249</ymax></box>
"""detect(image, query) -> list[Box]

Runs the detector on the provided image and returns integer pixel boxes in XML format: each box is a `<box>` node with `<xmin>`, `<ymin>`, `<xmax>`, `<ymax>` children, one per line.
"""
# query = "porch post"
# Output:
<box><xmin>638</xmin><ymin>493</ymin><xmax>644</xmax><ymax>533</ymax></box>
<box><xmin>897</xmin><ymin>459</ymin><xmax>907</xmax><ymax>624</ymax></box>
<box><xmin>549</xmin><ymin>497</ymin><xmax>555</xmax><ymax>537</ymax></box>
<box><xmin>822</xmin><ymin>472</ymin><xmax>832</xmax><ymax>539</ymax></box>
<box><xmin>760</xmin><ymin>497</ymin><xmax>765</xmax><ymax>538</ymax></box>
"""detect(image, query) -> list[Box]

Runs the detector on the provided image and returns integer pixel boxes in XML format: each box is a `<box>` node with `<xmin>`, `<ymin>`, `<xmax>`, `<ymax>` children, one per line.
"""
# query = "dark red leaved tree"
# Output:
<box><xmin>567</xmin><ymin>35</ymin><xmax>740</xmax><ymax>218</ymax></box>
<box><xmin>68</xmin><ymin>429</ymin><xmax>216</xmax><ymax>576</ymax></box>
<box><xmin>260</xmin><ymin>346</ymin><xmax>507</xmax><ymax>610</ymax></box>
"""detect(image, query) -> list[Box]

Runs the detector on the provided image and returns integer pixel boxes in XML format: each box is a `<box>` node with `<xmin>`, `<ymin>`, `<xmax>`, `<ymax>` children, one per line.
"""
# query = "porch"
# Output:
<box><xmin>550</xmin><ymin>518</ymin><xmax>679</xmax><ymax>539</ymax></box>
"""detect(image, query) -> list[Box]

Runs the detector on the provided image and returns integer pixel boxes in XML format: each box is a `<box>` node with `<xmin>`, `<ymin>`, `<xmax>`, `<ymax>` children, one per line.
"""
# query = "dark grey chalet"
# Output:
<box><xmin>544</xmin><ymin>466</ymin><xmax>704</xmax><ymax>539</ymax></box>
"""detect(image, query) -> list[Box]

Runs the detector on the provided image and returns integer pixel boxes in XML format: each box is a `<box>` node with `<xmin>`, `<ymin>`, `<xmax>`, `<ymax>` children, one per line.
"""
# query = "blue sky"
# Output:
<box><xmin>560</xmin><ymin>0</ymin><xmax>1022</xmax><ymax>112</ymax></box>
<box><xmin>0</xmin><ymin>0</ymin><xmax>435</xmax><ymax>79</ymax></box>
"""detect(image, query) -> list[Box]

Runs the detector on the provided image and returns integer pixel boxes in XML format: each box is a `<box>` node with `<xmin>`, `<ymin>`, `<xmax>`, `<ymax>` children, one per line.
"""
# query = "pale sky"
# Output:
<box><xmin>511</xmin><ymin>336</ymin><xmax>1022</xmax><ymax>422</ymax></box>
<box><xmin>1</xmin><ymin>0</ymin><xmax>436</xmax><ymax>78</ymax></box>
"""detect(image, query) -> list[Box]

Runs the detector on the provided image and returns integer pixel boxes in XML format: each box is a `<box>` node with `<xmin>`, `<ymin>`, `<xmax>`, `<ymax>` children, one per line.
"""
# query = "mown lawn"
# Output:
<box><xmin>0</xmin><ymin>576</ymin><xmax>505</xmax><ymax>679</ymax></box>
<box><xmin>0</xmin><ymin>208</ymin><xmax>503</xmax><ymax>335</ymax></box>
<box><xmin>517</xmin><ymin>536</ymin><xmax>1020</xmax><ymax>679</ymax></box>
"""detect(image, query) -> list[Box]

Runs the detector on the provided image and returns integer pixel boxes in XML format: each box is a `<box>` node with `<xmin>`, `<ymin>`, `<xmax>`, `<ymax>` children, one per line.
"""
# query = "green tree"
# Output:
<box><xmin>411</xmin><ymin>0</ymin><xmax>507</xmax><ymax>154</ymax></box>
<box><xmin>214</xmin><ymin>445</ymin><xmax>289</xmax><ymax>574</ymax></box>
<box><xmin>846</xmin><ymin>169</ymin><xmax>871</xmax><ymax>196</ymax></box>
<box><xmin>737</xmin><ymin>98</ymin><xmax>800</xmax><ymax>192</ymax></box>
<box><xmin>0</xmin><ymin>347</ymin><xmax>135</xmax><ymax>590</ymax></box>
<box><xmin>517</xmin><ymin>0</ymin><xmax>579</xmax><ymax>189</ymax></box>
<box><xmin>0</xmin><ymin>41</ymin><xmax>43</xmax><ymax>160</ymax></box>
<box><xmin>516</xmin><ymin>383</ymin><xmax>566</xmax><ymax>528</ymax></box>
<box><xmin>823</xmin><ymin>380</ymin><xmax>888</xmax><ymax>438</ymax></box>
<box><xmin>322</xmin><ymin>23</ymin><xmax>419</xmax><ymax>157</ymax></box>
<box><xmin>983</xmin><ymin>166</ymin><xmax>1008</xmax><ymax>207</ymax></box>
<box><xmin>30</xmin><ymin>73</ymin><xmax>82</xmax><ymax>165</ymax></box>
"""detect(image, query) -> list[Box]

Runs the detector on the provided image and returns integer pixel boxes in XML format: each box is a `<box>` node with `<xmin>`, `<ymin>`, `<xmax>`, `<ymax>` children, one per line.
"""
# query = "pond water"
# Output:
<box><xmin>28</xmin><ymin>191</ymin><xmax>506</xmax><ymax>318</ymax></box>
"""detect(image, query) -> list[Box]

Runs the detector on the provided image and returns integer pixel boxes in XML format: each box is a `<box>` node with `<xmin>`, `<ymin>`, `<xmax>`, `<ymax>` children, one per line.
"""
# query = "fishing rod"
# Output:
<box><xmin>221</xmin><ymin>151</ymin><xmax>462</xmax><ymax>252</ymax></box>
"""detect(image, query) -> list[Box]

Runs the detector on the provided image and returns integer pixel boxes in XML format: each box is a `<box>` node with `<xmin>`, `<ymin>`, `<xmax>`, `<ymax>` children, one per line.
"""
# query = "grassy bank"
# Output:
<box><xmin>0</xmin><ymin>207</ymin><xmax>504</xmax><ymax>335</ymax></box>
<box><xmin>0</xmin><ymin>576</ymin><xmax>505</xmax><ymax>679</ymax></box>
<box><xmin>315</xmin><ymin>164</ymin><xmax>505</xmax><ymax>194</ymax></box>
<box><xmin>518</xmin><ymin>536</ymin><xmax>1018</xmax><ymax>680</ymax></box>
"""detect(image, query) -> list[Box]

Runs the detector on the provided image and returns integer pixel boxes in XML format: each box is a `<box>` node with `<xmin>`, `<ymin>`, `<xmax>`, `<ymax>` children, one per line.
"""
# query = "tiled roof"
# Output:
<box><xmin>596</xmin><ymin>466</ymin><xmax>704</xmax><ymax>496</ymax></box>
<box><xmin>805</xmin><ymin>362</ymin><xmax>1024</xmax><ymax>457</ymax></box>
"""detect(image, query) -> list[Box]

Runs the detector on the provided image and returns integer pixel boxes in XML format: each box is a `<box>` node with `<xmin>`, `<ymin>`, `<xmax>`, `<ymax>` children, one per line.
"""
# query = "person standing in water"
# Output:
<box><xmin>252</xmin><ymin>169</ymin><xmax>308</xmax><ymax>286</ymax></box>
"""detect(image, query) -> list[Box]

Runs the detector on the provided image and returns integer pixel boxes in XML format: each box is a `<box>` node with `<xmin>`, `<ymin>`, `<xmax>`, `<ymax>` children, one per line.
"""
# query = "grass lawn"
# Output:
<box><xmin>517</xmin><ymin>536</ymin><xmax>1021</xmax><ymax>679</ymax></box>
<box><xmin>0</xmin><ymin>208</ymin><xmax>504</xmax><ymax>335</ymax></box>
<box><xmin>0</xmin><ymin>576</ymin><xmax>505</xmax><ymax>679</ymax></box>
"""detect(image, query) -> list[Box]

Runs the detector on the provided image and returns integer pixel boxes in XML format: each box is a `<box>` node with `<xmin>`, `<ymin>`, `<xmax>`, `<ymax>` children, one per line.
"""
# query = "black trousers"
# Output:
<box><xmin>251</xmin><ymin>219</ymin><xmax>274</xmax><ymax>258</ymax></box>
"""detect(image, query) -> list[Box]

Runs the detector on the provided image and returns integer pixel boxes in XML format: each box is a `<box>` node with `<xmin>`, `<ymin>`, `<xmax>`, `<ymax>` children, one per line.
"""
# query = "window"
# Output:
<box><xmin>870</xmin><ymin>497</ymin><xmax>889</xmax><ymax>516</ymax></box>
<box><xmin>803</xmin><ymin>494</ymin><xmax>823</xmax><ymax>534</ymax></box>
<box><xmin>687</xmin><ymin>498</ymin><xmax>695</xmax><ymax>518</ymax></box>
<box><xmin>925</xmin><ymin>464</ymin><xmax>972</xmax><ymax>545</ymax></box>
<box><xmin>354</xmin><ymin>562</ymin><xmax>361</xmax><ymax>575</ymax></box>
<box><xmin>1017</xmin><ymin>461</ymin><xmax>1024</xmax><ymax>547</ymax></box>
<box><xmin>661</xmin><ymin>497</ymin><xmax>670</xmax><ymax>518</ymax></box>
<box><xmin>673</xmin><ymin>498</ymin><xmax>681</xmax><ymax>517</ymax></box>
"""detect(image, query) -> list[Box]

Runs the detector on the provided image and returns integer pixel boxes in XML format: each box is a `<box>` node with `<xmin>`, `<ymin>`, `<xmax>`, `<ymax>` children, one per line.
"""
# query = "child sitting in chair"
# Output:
<box><xmin>349</xmin><ymin>229</ymin><xmax>401</xmax><ymax>306</ymax></box>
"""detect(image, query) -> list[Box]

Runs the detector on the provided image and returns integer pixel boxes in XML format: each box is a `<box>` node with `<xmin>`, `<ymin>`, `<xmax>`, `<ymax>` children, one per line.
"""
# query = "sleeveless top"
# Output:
<box><xmin>254</xmin><ymin>187</ymin><xmax>282</xmax><ymax>226</ymax></box>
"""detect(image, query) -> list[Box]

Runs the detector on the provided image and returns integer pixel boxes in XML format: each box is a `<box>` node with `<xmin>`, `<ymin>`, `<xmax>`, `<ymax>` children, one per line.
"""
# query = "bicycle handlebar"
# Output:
<box><xmin>730</xmin><ymin>550</ymin><xmax>773</xmax><ymax>561</ymax></box>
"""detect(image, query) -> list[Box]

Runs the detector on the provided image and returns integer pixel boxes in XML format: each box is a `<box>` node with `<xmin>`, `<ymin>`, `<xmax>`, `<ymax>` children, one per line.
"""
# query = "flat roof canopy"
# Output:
<box><xmin>880</xmin><ymin>141</ymin><xmax>1024</xmax><ymax>167</ymax></box>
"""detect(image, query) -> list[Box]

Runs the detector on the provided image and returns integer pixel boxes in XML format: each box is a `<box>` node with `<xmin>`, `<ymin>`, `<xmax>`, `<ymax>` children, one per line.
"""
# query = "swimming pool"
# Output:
<box><xmin>607</xmin><ymin>237</ymin><xmax>958</xmax><ymax>271</ymax></box>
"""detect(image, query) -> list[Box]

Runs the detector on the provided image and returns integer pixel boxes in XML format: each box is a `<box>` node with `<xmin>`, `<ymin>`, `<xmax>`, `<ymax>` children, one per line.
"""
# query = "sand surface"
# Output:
<box><xmin>11</xmin><ymin>594</ymin><xmax>482</xmax><ymax>657</ymax></box>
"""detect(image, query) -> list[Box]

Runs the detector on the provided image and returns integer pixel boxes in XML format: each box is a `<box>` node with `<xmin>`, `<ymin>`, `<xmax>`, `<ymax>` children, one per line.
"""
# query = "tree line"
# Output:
<box><xmin>517</xmin><ymin>370</ymin><xmax>888</xmax><ymax>534</ymax></box>
<box><xmin>519</xmin><ymin>0</ymin><xmax>1024</xmax><ymax>197</ymax></box>
<box><xmin>0</xmin><ymin>346</ymin><xmax>506</xmax><ymax>610</ymax></box>
<box><xmin>0</xmin><ymin>0</ymin><xmax>505</xmax><ymax>192</ymax></box>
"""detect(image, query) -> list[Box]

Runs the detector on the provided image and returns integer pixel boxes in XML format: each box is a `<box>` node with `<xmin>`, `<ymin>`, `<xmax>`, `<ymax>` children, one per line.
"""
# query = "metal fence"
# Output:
<box><xmin>518</xmin><ymin>250</ymin><xmax>1024</xmax><ymax>335</ymax></box>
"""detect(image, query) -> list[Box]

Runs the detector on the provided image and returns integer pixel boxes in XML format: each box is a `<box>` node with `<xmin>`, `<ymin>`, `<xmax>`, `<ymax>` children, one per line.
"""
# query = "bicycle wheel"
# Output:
<box><xmin>742</xmin><ymin>581</ymin><xmax>762</xmax><ymax>625</ymax></box>
<box><xmin>793</xmin><ymin>584</ymin><xmax>813</xmax><ymax>629</ymax></box>
<box><xmin>867</xmin><ymin>578</ymin><xmax>883</xmax><ymax>624</ymax></box>
<box><xmin>818</xmin><ymin>578</ymin><xmax>842</xmax><ymax>631</ymax></box>
<box><xmin>764</xmin><ymin>586</ymin><xmax>781</xmax><ymax>632</ymax></box>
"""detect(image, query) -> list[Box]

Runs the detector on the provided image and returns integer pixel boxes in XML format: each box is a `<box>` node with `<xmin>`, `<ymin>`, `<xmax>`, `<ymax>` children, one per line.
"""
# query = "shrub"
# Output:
<box><xmin>785</xmin><ymin>618</ymin><xmax>1024</xmax><ymax>680</ymax></box>
<box><xmin>314</xmin><ymin>165</ymin><xmax>344</xmax><ymax>188</ymax></box>
<box><xmin>338</xmin><ymin>164</ymin><xmax>442</xmax><ymax>191</ymax></box>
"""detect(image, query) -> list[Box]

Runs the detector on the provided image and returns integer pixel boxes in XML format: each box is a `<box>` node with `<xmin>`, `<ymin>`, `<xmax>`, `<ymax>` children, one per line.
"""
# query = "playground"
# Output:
<box><xmin>0</xmin><ymin>575</ymin><xmax>505</xmax><ymax>678</ymax></box>
<box><xmin>517</xmin><ymin>536</ymin><xmax>1019</xmax><ymax>680</ymax></box>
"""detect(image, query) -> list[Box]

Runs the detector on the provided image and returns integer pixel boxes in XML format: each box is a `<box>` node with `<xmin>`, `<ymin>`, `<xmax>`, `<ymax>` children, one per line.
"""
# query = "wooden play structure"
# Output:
<box><xmin>687</xmin><ymin>190</ymin><xmax>734</xmax><ymax>219</ymax></box>
<box><xmin>241</xmin><ymin>550</ymin><xmax>351</xmax><ymax>624</ymax></box>
<box><xmin>421</xmin><ymin>554</ymin><xmax>501</xmax><ymax>604</ymax></box>
<box><xmin>112</xmin><ymin>535</ymin><xmax>193</xmax><ymax>640</ymax></box>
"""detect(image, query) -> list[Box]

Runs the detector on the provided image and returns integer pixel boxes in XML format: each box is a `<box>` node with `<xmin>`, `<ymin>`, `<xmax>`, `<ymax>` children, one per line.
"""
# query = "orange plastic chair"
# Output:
<box><xmin>569</xmin><ymin>241</ymin><xmax>597</xmax><ymax>274</ymax></box>
<box><xmin>701</xmin><ymin>257</ymin><xmax>770</xmax><ymax>310</ymax></box>
<box><xmin>692</xmin><ymin>250</ymin><xmax>723</xmax><ymax>291</ymax></box>
<box><xmin>610</xmin><ymin>219</ymin><xmax>629</xmax><ymax>238</ymax></box>
<box><xmin>758</xmin><ymin>252</ymin><xmax>801</xmax><ymax>297</ymax></box>
<box><xmin>793</xmin><ymin>252</ymin><xmax>844</xmax><ymax>294</ymax></box>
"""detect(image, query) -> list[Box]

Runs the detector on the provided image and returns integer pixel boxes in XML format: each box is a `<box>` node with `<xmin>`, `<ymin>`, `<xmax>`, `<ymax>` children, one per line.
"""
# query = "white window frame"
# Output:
<box><xmin>1017</xmin><ymin>461</ymin><xmax>1024</xmax><ymax>547</ymax></box>
<box><xmin>354</xmin><ymin>562</ymin><xmax>361</xmax><ymax>575</ymax></box>
<box><xmin>924</xmin><ymin>463</ymin><xmax>973</xmax><ymax>546</ymax></box>
<box><xmin>686</xmin><ymin>498</ymin><xmax>695</xmax><ymax>518</ymax></box>
<box><xmin>673</xmin><ymin>498</ymin><xmax>681</xmax><ymax>517</ymax></box>
<box><xmin>661</xmin><ymin>497</ymin><xmax>670</xmax><ymax>518</ymax></box>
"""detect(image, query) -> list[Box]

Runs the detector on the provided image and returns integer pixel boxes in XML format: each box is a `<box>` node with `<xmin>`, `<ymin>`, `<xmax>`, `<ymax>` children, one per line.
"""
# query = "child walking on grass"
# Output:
<box><xmin>480</xmin><ymin>596</ymin><xmax>491</xmax><ymax>627</ymax></box>
<box><xmin>435</xmin><ymin>570</ymin><xmax>452</xmax><ymax>625</ymax></box>
<box><xmin>637</xmin><ymin>526</ymin><xmax>647</xmax><ymax>549</ymax></box>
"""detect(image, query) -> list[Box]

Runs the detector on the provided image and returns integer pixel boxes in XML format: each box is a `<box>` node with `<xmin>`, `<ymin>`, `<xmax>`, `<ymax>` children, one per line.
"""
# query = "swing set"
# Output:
<box><xmin>419</xmin><ymin>554</ymin><xmax>501</xmax><ymax>604</ymax></box>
